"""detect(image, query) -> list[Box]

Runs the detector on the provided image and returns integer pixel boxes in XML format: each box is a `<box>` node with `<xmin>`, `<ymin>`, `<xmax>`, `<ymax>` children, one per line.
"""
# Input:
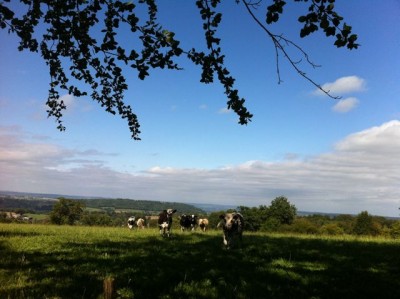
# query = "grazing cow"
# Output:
<box><xmin>158</xmin><ymin>209</ymin><xmax>177</xmax><ymax>237</ymax></box>
<box><xmin>198</xmin><ymin>218</ymin><xmax>209</xmax><ymax>232</ymax></box>
<box><xmin>136</xmin><ymin>218</ymin><xmax>145</xmax><ymax>229</ymax></box>
<box><xmin>219</xmin><ymin>212</ymin><xmax>244</xmax><ymax>249</ymax></box>
<box><xmin>127</xmin><ymin>216</ymin><xmax>136</xmax><ymax>229</ymax></box>
<box><xmin>180</xmin><ymin>214</ymin><xmax>198</xmax><ymax>231</ymax></box>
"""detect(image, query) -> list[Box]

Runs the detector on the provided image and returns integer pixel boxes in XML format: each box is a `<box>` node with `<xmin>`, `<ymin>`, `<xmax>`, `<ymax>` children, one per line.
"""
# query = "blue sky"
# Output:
<box><xmin>1</xmin><ymin>0</ymin><xmax>400</xmax><ymax>216</ymax></box>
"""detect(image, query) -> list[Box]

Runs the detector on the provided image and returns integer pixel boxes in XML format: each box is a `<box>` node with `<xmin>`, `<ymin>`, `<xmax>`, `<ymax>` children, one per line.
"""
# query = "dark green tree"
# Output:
<box><xmin>267</xmin><ymin>196</ymin><xmax>297</xmax><ymax>225</ymax></box>
<box><xmin>49</xmin><ymin>198</ymin><xmax>85</xmax><ymax>225</ymax></box>
<box><xmin>353</xmin><ymin>211</ymin><xmax>381</xmax><ymax>236</ymax></box>
<box><xmin>238</xmin><ymin>205</ymin><xmax>269</xmax><ymax>231</ymax></box>
<box><xmin>0</xmin><ymin>0</ymin><xmax>358</xmax><ymax>139</ymax></box>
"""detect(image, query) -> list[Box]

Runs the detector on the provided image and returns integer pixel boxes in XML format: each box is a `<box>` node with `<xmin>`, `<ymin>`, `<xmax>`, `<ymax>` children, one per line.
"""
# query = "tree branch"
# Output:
<box><xmin>241</xmin><ymin>0</ymin><xmax>340</xmax><ymax>99</ymax></box>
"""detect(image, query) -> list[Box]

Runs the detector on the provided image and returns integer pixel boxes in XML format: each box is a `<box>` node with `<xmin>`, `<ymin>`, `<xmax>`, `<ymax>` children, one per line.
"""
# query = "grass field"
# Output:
<box><xmin>1</xmin><ymin>223</ymin><xmax>400</xmax><ymax>299</ymax></box>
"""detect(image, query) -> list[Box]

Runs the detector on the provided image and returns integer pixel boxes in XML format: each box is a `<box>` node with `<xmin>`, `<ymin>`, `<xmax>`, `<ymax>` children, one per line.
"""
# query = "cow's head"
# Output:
<box><xmin>219</xmin><ymin>213</ymin><xmax>243</xmax><ymax>230</ymax></box>
<box><xmin>165</xmin><ymin>209</ymin><xmax>177</xmax><ymax>220</ymax></box>
<box><xmin>167</xmin><ymin>209</ymin><xmax>176</xmax><ymax>215</ymax></box>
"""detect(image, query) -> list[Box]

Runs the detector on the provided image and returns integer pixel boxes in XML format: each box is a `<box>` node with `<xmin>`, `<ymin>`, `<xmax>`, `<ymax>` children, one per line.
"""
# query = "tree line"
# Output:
<box><xmin>206</xmin><ymin>196</ymin><xmax>400</xmax><ymax>238</ymax></box>
<box><xmin>0</xmin><ymin>195</ymin><xmax>204</xmax><ymax>215</ymax></box>
<box><xmin>3</xmin><ymin>196</ymin><xmax>400</xmax><ymax>238</ymax></box>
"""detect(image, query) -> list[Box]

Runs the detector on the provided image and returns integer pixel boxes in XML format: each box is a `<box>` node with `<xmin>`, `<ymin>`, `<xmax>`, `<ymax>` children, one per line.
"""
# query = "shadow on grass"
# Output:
<box><xmin>1</xmin><ymin>231</ymin><xmax>400</xmax><ymax>298</ymax></box>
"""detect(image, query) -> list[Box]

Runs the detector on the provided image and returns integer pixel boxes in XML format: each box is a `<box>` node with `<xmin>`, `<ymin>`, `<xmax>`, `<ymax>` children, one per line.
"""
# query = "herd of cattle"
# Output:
<box><xmin>127</xmin><ymin>209</ymin><xmax>244</xmax><ymax>249</ymax></box>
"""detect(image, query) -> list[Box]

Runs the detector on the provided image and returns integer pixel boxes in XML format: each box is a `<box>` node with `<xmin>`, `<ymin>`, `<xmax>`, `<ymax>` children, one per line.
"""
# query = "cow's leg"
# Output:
<box><xmin>223</xmin><ymin>233</ymin><xmax>228</xmax><ymax>246</ymax></box>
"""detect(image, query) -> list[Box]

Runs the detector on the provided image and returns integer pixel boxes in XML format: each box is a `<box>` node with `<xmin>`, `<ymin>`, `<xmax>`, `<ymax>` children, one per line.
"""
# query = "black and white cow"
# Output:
<box><xmin>158</xmin><ymin>209</ymin><xmax>177</xmax><ymax>237</ymax></box>
<box><xmin>218</xmin><ymin>212</ymin><xmax>244</xmax><ymax>249</ymax></box>
<box><xmin>127</xmin><ymin>216</ymin><xmax>136</xmax><ymax>229</ymax></box>
<box><xmin>180</xmin><ymin>214</ymin><xmax>198</xmax><ymax>231</ymax></box>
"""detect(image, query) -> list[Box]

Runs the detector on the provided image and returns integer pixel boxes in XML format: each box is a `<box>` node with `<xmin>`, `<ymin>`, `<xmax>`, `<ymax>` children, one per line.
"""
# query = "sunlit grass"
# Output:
<box><xmin>1</xmin><ymin>223</ymin><xmax>400</xmax><ymax>298</ymax></box>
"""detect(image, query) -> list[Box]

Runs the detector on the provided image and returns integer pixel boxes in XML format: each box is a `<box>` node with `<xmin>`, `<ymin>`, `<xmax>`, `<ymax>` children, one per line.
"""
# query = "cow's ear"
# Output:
<box><xmin>163</xmin><ymin>210</ymin><xmax>167</xmax><ymax>213</ymax></box>
<box><xmin>173</xmin><ymin>209</ymin><xmax>177</xmax><ymax>213</ymax></box>
<box><xmin>233</xmin><ymin>213</ymin><xmax>242</xmax><ymax>220</ymax></box>
<box><xmin>219</xmin><ymin>214</ymin><xmax>225</xmax><ymax>219</ymax></box>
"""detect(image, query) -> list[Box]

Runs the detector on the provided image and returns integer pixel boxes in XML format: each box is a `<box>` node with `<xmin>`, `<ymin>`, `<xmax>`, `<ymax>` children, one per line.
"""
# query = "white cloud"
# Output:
<box><xmin>1</xmin><ymin>121</ymin><xmax>400</xmax><ymax>217</ymax></box>
<box><xmin>59</xmin><ymin>94</ymin><xmax>76</xmax><ymax>112</ymax></box>
<box><xmin>59</xmin><ymin>94</ymin><xmax>75</xmax><ymax>109</ymax></box>
<box><xmin>218</xmin><ymin>107</ymin><xmax>231</xmax><ymax>114</ymax></box>
<box><xmin>335</xmin><ymin>120</ymin><xmax>400</xmax><ymax>155</ymax></box>
<box><xmin>314</xmin><ymin>76</ymin><xmax>366</xmax><ymax>97</ymax></box>
<box><xmin>332</xmin><ymin>97</ymin><xmax>359</xmax><ymax>113</ymax></box>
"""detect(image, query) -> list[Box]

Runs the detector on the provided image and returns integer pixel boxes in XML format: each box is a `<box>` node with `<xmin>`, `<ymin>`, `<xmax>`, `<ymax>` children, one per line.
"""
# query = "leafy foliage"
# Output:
<box><xmin>0</xmin><ymin>0</ymin><xmax>359</xmax><ymax>139</ymax></box>
<box><xmin>267</xmin><ymin>196</ymin><xmax>297</xmax><ymax>225</ymax></box>
<box><xmin>353</xmin><ymin>210</ymin><xmax>382</xmax><ymax>236</ymax></box>
<box><xmin>49</xmin><ymin>198</ymin><xmax>85</xmax><ymax>225</ymax></box>
<box><xmin>236</xmin><ymin>196</ymin><xmax>297</xmax><ymax>231</ymax></box>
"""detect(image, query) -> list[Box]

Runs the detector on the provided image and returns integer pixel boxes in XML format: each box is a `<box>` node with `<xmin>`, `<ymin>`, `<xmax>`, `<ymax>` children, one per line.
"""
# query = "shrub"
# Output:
<box><xmin>260</xmin><ymin>217</ymin><xmax>281</xmax><ymax>232</ymax></box>
<box><xmin>390</xmin><ymin>221</ymin><xmax>400</xmax><ymax>239</ymax></box>
<box><xmin>320</xmin><ymin>223</ymin><xmax>344</xmax><ymax>236</ymax></box>
<box><xmin>281</xmin><ymin>218</ymin><xmax>319</xmax><ymax>234</ymax></box>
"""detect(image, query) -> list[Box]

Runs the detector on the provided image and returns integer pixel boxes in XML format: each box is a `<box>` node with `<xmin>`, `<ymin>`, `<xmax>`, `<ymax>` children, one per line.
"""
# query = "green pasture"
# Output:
<box><xmin>1</xmin><ymin>223</ymin><xmax>400</xmax><ymax>299</ymax></box>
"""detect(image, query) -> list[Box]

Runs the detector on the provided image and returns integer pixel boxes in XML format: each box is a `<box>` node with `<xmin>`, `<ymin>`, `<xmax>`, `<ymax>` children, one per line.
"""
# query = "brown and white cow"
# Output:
<box><xmin>218</xmin><ymin>212</ymin><xmax>244</xmax><ymax>249</ymax></box>
<box><xmin>158</xmin><ymin>209</ymin><xmax>177</xmax><ymax>237</ymax></box>
<box><xmin>136</xmin><ymin>218</ymin><xmax>145</xmax><ymax>229</ymax></box>
<box><xmin>198</xmin><ymin>218</ymin><xmax>209</xmax><ymax>232</ymax></box>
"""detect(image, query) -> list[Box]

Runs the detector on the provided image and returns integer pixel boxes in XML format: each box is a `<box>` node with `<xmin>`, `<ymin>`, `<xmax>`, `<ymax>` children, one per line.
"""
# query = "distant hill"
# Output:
<box><xmin>78</xmin><ymin>198</ymin><xmax>205</xmax><ymax>215</ymax></box>
<box><xmin>190</xmin><ymin>203</ymin><xmax>237</xmax><ymax>213</ymax></box>
<box><xmin>0</xmin><ymin>191</ymin><xmax>205</xmax><ymax>215</ymax></box>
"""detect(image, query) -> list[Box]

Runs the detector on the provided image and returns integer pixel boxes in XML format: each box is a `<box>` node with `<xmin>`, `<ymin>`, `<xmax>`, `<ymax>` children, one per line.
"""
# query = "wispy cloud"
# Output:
<box><xmin>1</xmin><ymin>121</ymin><xmax>399</xmax><ymax>216</ymax></box>
<box><xmin>332</xmin><ymin>97</ymin><xmax>359</xmax><ymax>113</ymax></box>
<box><xmin>315</xmin><ymin>75</ymin><xmax>366</xmax><ymax>96</ymax></box>
<box><xmin>313</xmin><ymin>76</ymin><xmax>366</xmax><ymax>113</ymax></box>
<box><xmin>59</xmin><ymin>94</ymin><xmax>76</xmax><ymax>111</ymax></box>
<box><xmin>218</xmin><ymin>107</ymin><xmax>231</xmax><ymax>114</ymax></box>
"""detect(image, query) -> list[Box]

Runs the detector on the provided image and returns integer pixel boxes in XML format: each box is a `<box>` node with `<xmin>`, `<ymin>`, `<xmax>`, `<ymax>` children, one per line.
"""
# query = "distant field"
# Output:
<box><xmin>24</xmin><ymin>213</ymin><xmax>48</xmax><ymax>221</ymax></box>
<box><xmin>1</xmin><ymin>223</ymin><xmax>400</xmax><ymax>298</ymax></box>
<box><xmin>83</xmin><ymin>207</ymin><xmax>144</xmax><ymax>214</ymax></box>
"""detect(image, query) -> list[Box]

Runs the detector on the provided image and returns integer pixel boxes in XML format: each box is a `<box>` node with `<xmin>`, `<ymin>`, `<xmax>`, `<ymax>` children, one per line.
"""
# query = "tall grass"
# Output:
<box><xmin>1</xmin><ymin>223</ymin><xmax>400</xmax><ymax>298</ymax></box>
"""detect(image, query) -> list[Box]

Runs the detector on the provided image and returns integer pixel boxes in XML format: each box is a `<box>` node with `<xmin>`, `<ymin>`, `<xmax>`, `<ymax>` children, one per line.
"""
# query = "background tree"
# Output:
<box><xmin>49</xmin><ymin>198</ymin><xmax>85</xmax><ymax>225</ymax></box>
<box><xmin>238</xmin><ymin>205</ymin><xmax>269</xmax><ymax>231</ymax></box>
<box><xmin>0</xmin><ymin>0</ymin><xmax>358</xmax><ymax>139</ymax></box>
<box><xmin>390</xmin><ymin>221</ymin><xmax>400</xmax><ymax>239</ymax></box>
<box><xmin>267</xmin><ymin>196</ymin><xmax>297</xmax><ymax>225</ymax></box>
<box><xmin>353</xmin><ymin>211</ymin><xmax>381</xmax><ymax>236</ymax></box>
